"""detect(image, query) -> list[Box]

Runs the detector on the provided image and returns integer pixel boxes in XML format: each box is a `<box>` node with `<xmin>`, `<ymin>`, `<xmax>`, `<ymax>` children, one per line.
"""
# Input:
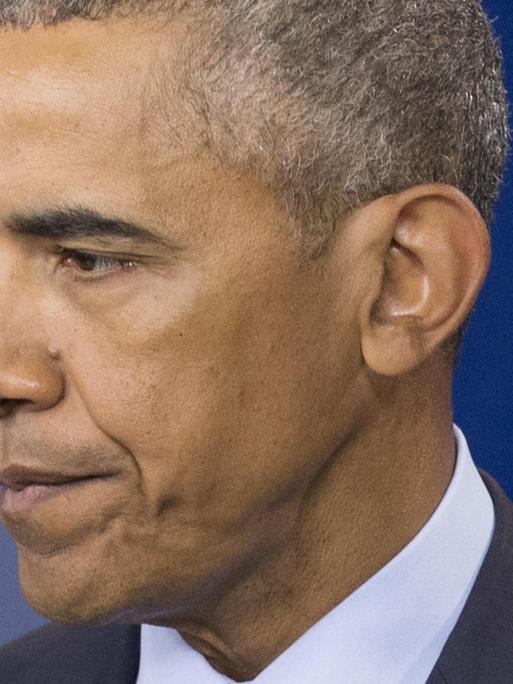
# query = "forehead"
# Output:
<box><xmin>0</xmin><ymin>19</ymin><xmax>151</xmax><ymax>120</ymax></box>
<box><xmin>0</xmin><ymin>17</ymin><xmax>201</xmax><ymax>220</ymax></box>
<box><xmin>0</xmin><ymin>17</ymin><xmax>196</xmax><ymax>154</ymax></box>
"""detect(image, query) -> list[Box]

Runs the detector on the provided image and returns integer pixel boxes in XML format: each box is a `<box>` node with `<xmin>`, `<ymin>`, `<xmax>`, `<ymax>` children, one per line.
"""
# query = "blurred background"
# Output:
<box><xmin>1</xmin><ymin>0</ymin><xmax>513</xmax><ymax>647</ymax></box>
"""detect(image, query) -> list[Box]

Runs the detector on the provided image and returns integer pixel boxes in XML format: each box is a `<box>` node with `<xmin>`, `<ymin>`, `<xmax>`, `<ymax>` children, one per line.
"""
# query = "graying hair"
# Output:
<box><xmin>0</xmin><ymin>0</ymin><xmax>509</xmax><ymax>256</ymax></box>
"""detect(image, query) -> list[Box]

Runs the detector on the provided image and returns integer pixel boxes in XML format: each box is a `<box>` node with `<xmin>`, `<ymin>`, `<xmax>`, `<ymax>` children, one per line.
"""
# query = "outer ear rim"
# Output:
<box><xmin>359</xmin><ymin>183</ymin><xmax>491</xmax><ymax>377</ymax></box>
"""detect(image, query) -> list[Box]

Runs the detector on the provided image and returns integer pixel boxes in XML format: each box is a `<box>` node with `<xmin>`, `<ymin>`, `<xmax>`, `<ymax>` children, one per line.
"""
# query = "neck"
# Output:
<box><xmin>160</xmin><ymin>369</ymin><xmax>456</xmax><ymax>681</ymax></box>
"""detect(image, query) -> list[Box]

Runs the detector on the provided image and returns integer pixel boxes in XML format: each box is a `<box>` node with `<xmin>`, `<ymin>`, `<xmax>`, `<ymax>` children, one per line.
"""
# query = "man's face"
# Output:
<box><xmin>0</xmin><ymin>17</ymin><xmax>363</xmax><ymax>623</ymax></box>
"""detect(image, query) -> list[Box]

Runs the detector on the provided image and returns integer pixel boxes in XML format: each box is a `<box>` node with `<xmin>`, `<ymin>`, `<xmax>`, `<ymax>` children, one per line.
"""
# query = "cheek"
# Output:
<box><xmin>55</xmin><ymin>264</ymin><xmax>358</xmax><ymax>528</ymax></box>
<box><xmin>55</xmin><ymin>301</ymin><xmax>254</xmax><ymax>521</ymax></box>
<box><xmin>61</xmin><ymin>332</ymin><xmax>252</xmax><ymax>516</ymax></box>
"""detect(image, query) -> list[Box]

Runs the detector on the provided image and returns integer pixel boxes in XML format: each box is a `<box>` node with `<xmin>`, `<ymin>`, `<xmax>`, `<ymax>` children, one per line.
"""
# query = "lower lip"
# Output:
<box><xmin>0</xmin><ymin>479</ymin><xmax>102</xmax><ymax>515</ymax></box>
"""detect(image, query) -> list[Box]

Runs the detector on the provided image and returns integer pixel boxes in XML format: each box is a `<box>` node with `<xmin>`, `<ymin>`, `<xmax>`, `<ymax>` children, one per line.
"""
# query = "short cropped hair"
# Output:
<box><xmin>0</xmin><ymin>0</ymin><xmax>509</xmax><ymax>256</ymax></box>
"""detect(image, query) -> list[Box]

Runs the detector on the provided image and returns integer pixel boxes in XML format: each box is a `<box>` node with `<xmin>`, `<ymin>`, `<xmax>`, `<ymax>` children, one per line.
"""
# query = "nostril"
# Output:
<box><xmin>0</xmin><ymin>399</ymin><xmax>21</xmax><ymax>418</ymax></box>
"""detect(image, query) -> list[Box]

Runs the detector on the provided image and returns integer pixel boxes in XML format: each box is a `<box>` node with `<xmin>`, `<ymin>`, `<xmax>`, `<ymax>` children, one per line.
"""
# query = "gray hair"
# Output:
<box><xmin>0</xmin><ymin>0</ymin><xmax>509</xmax><ymax>256</ymax></box>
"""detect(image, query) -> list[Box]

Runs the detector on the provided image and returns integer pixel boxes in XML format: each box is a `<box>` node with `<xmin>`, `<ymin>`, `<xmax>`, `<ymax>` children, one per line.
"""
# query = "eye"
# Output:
<box><xmin>59</xmin><ymin>249</ymin><xmax>138</xmax><ymax>274</ymax></box>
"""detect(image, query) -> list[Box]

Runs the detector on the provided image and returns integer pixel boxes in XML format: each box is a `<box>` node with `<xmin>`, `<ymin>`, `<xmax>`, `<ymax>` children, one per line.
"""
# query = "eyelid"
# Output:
<box><xmin>56</xmin><ymin>244</ymin><xmax>138</xmax><ymax>259</ymax></box>
<box><xmin>57</xmin><ymin>247</ymin><xmax>139</xmax><ymax>280</ymax></box>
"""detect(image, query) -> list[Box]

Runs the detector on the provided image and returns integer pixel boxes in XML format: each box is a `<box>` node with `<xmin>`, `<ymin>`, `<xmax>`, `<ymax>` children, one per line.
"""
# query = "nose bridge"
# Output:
<box><xmin>0</xmin><ymin>234</ymin><xmax>35</xmax><ymax>322</ymax></box>
<box><xmin>0</xmin><ymin>257</ymin><xmax>64</xmax><ymax>416</ymax></box>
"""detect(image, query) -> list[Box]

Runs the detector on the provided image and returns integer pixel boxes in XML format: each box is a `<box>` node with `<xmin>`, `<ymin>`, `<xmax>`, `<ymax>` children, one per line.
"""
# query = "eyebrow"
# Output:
<box><xmin>5</xmin><ymin>206</ymin><xmax>180</xmax><ymax>249</ymax></box>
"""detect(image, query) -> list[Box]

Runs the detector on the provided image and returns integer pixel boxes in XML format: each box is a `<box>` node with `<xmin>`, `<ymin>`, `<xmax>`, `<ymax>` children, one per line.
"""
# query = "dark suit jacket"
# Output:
<box><xmin>1</xmin><ymin>469</ymin><xmax>512</xmax><ymax>683</ymax></box>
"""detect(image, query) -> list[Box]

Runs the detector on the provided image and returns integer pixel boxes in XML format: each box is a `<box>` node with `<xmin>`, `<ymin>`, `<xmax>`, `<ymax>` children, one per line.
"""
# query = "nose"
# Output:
<box><xmin>0</xmin><ymin>242</ymin><xmax>65</xmax><ymax>418</ymax></box>
<box><xmin>0</xmin><ymin>350</ymin><xmax>64</xmax><ymax>418</ymax></box>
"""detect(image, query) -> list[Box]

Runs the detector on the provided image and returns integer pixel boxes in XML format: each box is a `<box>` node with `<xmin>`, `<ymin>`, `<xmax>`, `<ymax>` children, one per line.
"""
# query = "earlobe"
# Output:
<box><xmin>361</xmin><ymin>184</ymin><xmax>490</xmax><ymax>376</ymax></box>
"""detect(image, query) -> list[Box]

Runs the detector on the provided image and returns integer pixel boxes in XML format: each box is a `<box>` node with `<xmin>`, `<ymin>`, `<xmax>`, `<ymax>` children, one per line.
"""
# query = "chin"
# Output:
<box><xmin>15</xmin><ymin>542</ymin><xmax>195</xmax><ymax>627</ymax></box>
<box><xmin>15</xmin><ymin>530</ymin><xmax>223</xmax><ymax>627</ymax></box>
<box><xmin>19</xmin><ymin>574</ymin><xmax>121</xmax><ymax>626</ymax></box>
<box><xmin>16</xmin><ymin>543</ymin><xmax>133</xmax><ymax>626</ymax></box>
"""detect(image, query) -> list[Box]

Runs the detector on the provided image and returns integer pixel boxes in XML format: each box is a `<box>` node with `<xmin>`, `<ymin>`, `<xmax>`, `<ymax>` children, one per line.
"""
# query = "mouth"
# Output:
<box><xmin>0</xmin><ymin>466</ymin><xmax>119</xmax><ymax>516</ymax></box>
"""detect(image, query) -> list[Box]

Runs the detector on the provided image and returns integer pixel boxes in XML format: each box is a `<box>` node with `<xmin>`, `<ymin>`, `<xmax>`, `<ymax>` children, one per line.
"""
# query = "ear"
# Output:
<box><xmin>359</xmin><ymin>184</ymin><xmax>490</xmax><ymax>376</ymax></box>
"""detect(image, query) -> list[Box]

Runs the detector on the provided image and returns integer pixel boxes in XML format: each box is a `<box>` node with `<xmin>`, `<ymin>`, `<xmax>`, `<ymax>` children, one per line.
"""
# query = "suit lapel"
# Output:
<box><xmin>426</xmin><ymin>470</ymin><xmax>513</xmax><ymax>683</ymax></box>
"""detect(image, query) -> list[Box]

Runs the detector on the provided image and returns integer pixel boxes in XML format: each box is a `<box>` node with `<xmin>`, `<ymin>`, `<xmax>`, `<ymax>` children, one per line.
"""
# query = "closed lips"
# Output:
<box><xmin>0</xmin><ymin>466</ymin><xmax>115</xmax><ymax>490</ymax></box>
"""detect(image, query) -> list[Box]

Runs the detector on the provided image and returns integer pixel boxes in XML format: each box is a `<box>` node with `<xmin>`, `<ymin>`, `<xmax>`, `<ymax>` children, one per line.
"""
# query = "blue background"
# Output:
<box><xmin>1</xmin><ymin>0</ymin><xmax>513</xmax><ymax>647</ymax></box>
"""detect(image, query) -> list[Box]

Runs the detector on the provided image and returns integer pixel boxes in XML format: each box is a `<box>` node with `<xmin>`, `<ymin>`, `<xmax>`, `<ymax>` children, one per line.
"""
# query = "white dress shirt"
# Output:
<box><xmin>136</xmin><ymin>426</ymin><xmax>495</xmax><ymax>683</ymax></box>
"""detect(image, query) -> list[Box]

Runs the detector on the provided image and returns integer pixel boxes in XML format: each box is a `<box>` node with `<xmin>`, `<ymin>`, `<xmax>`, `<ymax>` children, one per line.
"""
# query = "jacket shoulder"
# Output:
<box><xmin>0</xmin><ymin>622</ymin><xmax>140</xmax><ymax>684</ymax></box>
